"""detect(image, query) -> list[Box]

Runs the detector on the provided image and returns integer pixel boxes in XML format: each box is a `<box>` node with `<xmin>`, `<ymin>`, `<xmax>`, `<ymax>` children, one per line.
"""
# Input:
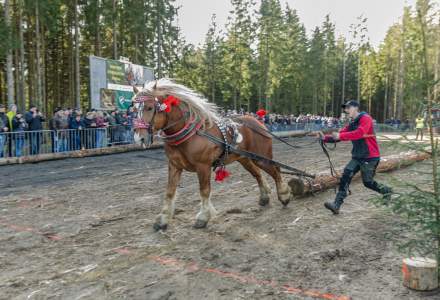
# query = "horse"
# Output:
<box><xmin>132</xmin><ymin>79</ymin><xmax>293</xmax><ymax>230</ymax></box>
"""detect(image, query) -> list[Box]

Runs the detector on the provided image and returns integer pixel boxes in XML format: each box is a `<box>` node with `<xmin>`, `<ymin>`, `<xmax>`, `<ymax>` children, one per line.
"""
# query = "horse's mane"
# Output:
<box><xmin>141</xmin><ymin>78</ymin><xmax>219</xmax><ymax>129</ymax></box>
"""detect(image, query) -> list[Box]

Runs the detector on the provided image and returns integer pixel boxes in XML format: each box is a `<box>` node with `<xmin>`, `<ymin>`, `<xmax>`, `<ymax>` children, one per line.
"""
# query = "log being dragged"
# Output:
<box><xmin>288</xmin><ymin>151</ymin><xmax>430</xmax><ymax>197</ymax></box>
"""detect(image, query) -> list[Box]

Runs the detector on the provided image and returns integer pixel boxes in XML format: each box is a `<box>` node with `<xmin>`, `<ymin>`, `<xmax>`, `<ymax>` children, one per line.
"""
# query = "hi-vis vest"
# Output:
<box><xmin>415</xmin><ymin>118</ymin><xmax>425</xmax><ymax>129</ymax></box>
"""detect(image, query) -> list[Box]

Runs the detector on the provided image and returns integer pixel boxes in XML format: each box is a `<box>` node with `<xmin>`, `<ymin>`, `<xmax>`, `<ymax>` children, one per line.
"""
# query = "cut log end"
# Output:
<box><xmin>402</xmin><ymin>257</ymin><xmax>438</xmax><ymax>291</ymax></box>
<box><xmin>288</xmin><ymin>178</ymin><xmax>305</xmax><ymax>195</ymax></box>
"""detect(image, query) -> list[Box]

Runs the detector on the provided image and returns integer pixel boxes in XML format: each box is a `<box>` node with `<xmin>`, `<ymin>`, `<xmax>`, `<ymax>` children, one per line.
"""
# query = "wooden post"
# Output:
<box><xmin>402</xmin><ymin>257</ymin><xmax>438</xmax><ymax>291</ymax></box>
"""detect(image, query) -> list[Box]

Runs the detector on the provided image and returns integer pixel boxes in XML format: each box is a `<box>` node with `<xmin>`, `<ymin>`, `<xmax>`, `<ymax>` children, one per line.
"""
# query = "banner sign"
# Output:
<box><xmin>89</xmin><ymin>56</ymin><xmax>154</xmax><ymax>110</ymax></box>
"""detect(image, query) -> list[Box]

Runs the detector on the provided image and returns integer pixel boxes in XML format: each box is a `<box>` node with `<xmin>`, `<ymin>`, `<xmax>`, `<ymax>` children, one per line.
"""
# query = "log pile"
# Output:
<box><xmin>288</xmin><ymin>151</ymin><xmax>431</xmax><ymax>197</ymax></box>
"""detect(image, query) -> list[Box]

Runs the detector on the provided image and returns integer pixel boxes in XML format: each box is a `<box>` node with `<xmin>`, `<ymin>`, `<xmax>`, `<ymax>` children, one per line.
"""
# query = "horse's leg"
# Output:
<box><xmin>238</xmin><ymin>158</ymin><xmax>272</xmax><ymax>206</ymax></box>
<box><xmin>153</xmin><ymin>163</ymin><xmax>182</xmax><ymax>231</ymax></box>
<box><xmin>255</xmin><ymin>162</ymin><xmax>292</xmax><ymax>207</ymax></box>
<box><xmin>194</xmin><ymin>165</ymin><xmax>217</xmax><ymax>229</ymax></box>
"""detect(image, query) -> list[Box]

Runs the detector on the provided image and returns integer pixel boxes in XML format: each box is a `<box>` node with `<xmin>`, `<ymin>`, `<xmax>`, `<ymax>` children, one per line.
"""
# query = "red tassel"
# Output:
<box><xmin>163</xmin><ymin>95</ymin><xmax>181</xmax><ymax>113</ymax></box>
<box><xmin>215</xmin><ymin>167</ymin><xmax>230</xmax><ymax>182</ymax></box>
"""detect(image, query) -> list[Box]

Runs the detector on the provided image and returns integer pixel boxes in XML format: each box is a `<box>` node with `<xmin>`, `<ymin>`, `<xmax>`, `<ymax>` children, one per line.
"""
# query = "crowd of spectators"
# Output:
<box><xmin>0</xmin><ymin>104</ymin><xmax>136</xmax><ymax>158</ymax></box>
<box><xmin>222</xmin><ymin>109</ymin><xmax>342</xmax><ymax>131</ymax></box>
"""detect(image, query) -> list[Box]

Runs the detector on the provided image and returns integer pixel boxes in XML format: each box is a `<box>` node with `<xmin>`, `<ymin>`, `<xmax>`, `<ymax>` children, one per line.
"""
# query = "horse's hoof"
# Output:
<box><xmin>259</xmin><ymin>196</ymin><xmax>270</xmax><ymax>207</ymax></box>
<box><xmin>153</xmin><ymin>223</ymin><xmax>168</xmax><ymax>232</ymax></box>
<box><xmin>193</xmin><ymin>219</ymin><xmax>208</xmax><ymax>229</ymax></box>
<box><xmin>280</xmin><ymin>197</ymin><xmax>290</xmax><ymax>208</ymax></box>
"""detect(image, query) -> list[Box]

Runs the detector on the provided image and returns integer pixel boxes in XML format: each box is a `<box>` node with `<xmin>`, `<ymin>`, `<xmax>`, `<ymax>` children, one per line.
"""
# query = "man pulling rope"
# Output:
<box><xmin>318</xmin><ymin>100</ymin><xmax>393</xmax><ymax>215</ymax></box>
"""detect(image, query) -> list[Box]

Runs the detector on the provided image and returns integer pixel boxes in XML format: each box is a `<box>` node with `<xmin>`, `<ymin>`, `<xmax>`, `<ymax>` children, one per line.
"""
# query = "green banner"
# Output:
<box><xmin>107</xmin><ymin>60</ymin><xmax>127</xmax><ymax>85</ymax></box>
<box><xmin>115</xmin><ymin>90</ymin><xmax>134</xmax><ymax>110</ymax></box>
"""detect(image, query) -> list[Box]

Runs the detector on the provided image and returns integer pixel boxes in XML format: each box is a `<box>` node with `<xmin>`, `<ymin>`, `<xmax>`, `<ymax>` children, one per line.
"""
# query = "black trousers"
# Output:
<box><xmin>336</xmin><ymin>158</ymin><xmax>391</xmax><ymax>202</ymax></box>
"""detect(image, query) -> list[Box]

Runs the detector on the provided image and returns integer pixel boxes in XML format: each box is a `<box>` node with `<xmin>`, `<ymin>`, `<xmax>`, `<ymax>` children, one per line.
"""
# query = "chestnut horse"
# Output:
<box><xmin>133</xmin><ymin>79</ymin><xmax>293</xmax><ymax>230</ymax></box>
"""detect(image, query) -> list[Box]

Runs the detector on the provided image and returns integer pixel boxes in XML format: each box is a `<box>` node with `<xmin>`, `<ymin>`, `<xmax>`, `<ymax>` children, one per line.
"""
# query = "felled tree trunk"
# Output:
<box><xmin>289</xmin><ymin>151</ymin><xmax>431</xmax><ymax>197</ymax></box>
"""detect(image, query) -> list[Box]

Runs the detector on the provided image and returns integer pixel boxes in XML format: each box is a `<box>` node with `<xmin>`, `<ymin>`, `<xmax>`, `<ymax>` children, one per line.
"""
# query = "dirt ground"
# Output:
<box><xmin>0</xmin><ymin>136</ymin><xmax>436</xmax><ymax>300</ymax></box>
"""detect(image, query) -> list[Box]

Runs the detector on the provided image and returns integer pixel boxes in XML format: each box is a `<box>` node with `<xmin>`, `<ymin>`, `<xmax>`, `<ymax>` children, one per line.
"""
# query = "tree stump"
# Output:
<box><xmin>402</xmin><ymin>257</ymin><xmax>438</xmax><ymax>291</ymax></box>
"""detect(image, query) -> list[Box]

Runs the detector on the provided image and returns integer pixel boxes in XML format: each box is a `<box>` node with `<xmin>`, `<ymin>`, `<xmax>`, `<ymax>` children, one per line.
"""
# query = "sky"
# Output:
<box><xmin>175</xmin><ymin>0</ymin><xmax>423</xmax><ymax>48</ymax></box>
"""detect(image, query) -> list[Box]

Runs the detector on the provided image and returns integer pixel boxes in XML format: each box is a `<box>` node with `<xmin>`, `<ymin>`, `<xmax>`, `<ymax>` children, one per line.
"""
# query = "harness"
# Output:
<box><xmin>133</xmin><ymin>93</ymin><xmax>314</xmax><ymax>180</ymax></box>
<box><xmin>159</xmin><ymin>115</ymin><xmax>203</xmax><ymax>146</ymax></box>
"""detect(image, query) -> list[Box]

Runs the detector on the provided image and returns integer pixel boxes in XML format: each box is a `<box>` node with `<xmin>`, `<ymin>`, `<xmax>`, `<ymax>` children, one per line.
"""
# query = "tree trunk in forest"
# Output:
<box><xmin>393</xmin><ymin>61</ymin><xmax>399</xmax><ymax>118</ymax></box>
<box><xmin>95</xmin><ymin>0</ymin><xmax>101</xmax><ymax>56</ymax></box>
<box><xmin>341</xmin><ymin>50</ymin><xmax>346</xmax><ymax>115</ymax></box>
<box><xmin>26</xmin><ymin>12</ymin><xmax>34</xmax><ymax>107</ymax></box>
<box><xmin>384</xmin><ymin>73</ymin><xmax>388</xmax><ymax>121</ymax></box>
<box><xmin>18</xmin><ymin>0</ymin><xmax>25</xmax><ymax>110</ymax></box>
<box><xmin>112</xmin><ymin>0</ymin><xmax>118</xmax><ymax>59</ymax></box>
<box><xmin>5</xmin><ymin>0</ymin><xmax>15</xmax><ymax>106</ymax></box>
<box><xmin>156</xmin><ymin>0</ymin><xmax>162</xmax><ymax>78</ymax></box>
<box><xmin>74</xmin><ymin>0</ymin><xmax>81</xmax><ymax>108</ymax></box>
<box><xmin>35</xmin><ymin>0</ymin><xmax>43</xmax><ymax>110</ymax></box>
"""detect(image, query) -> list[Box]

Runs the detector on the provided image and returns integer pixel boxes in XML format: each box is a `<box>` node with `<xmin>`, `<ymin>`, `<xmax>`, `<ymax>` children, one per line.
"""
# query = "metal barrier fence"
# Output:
<box><xmin>0</xmin><ymin>123</ymin><xmax>420</xmax><ymax>159</ymax></box>
<box><xmin>0</xmin><ymin>126</ymin><xmax>134</xmax><ymax>159</ymax></box>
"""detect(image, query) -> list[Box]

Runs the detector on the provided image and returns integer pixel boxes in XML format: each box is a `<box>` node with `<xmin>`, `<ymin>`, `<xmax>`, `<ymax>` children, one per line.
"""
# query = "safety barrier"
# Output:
<box><xmin>0</xmin><ymin>126</ymin><xmax>134</xmax><ymax>159</ymax></box>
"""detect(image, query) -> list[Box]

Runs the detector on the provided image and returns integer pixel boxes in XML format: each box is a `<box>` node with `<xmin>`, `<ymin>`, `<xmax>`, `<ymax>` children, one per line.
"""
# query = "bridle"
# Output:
<box><xmin>133</xmin><ymin>94</ymin><xmax>197</xmax><ymax>147</ymax></box>
<box><xmin>133</xmin><ymin>95</ymin><xmax>163</xmax><ymax>146</ymax></box>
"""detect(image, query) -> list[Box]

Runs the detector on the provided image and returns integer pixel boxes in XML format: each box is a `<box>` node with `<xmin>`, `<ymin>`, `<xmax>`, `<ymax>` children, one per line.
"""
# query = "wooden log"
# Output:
<box><xmin>402</xmin><ymin>257</ymin><xmax>438</xmax><ymax>291</ymax></box>
<box><xmin>274</xmin><ymin>128</ymin><xmax>338</xmax><ymax>139</ymax></box>
<box><xmin>288</xmin><ymin>151</ymin><xmax>431</xmax><ymax>197</ymax></box>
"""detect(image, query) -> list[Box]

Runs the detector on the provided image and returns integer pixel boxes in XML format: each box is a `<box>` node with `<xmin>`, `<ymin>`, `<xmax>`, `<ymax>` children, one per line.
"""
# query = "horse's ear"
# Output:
<box><xmin>133</xmin><ymin>86</ymin><xmax>139</xmax><ymax>94</ymax></box>
<box><xmin>153</xmin><ymin>80</ymin><xmax>158</xmax><ymax>90</ymax></box>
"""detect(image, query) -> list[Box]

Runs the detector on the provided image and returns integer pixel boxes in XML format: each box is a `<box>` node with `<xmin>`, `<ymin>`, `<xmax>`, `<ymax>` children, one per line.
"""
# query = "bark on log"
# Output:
<box><xmin>274</xmin><ymin>128</ymin><xmax>338</xmax><ymax>138</ymax></box>
<box><xmin>288</xmin><ymin>151</ymin><xmax>431</xmax><ymax>197</ymax></box>
<box><xmin>402</xmin><ymin>257</ymin><xmax>438</xmax><ymax>291</ymax></box>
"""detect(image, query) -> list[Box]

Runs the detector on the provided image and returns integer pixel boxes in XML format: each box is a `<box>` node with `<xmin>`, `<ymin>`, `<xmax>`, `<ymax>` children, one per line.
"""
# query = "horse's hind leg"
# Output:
<box><xmin>255</xmin><ymin>162</ymin><xmax>292</xmax><ymax>207</ymax></box>
<box><xmin>153</xmin><ymin>163</ymin><xmax>182</xmax><ymax>231</ymax></box>
<box><xmin>194</xmin><ymin>164</ymin><xmax>217</xmax><ymax>229</ymax></box>
<box><xmin>239</xmin><ymin>158</ymin><xmax>272</xmax><ymax>206</ymax></box>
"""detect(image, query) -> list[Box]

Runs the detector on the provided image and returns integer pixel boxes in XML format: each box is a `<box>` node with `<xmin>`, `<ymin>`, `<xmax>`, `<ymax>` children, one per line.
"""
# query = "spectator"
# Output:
<box><xmin>25</xmin><ymin>105</ymin><xmax>45</xmax><ymax>155</ymax></box>
<box><xmin>0</xmin><ymin>104</ymin><xmax>9</xmax><ymax>158</ymax></box>
<box><xmin>84</xmin><ymin>111</ymin><xmax>97</xmax><ymax>148</ymax></box>
<box><xmin>69</xmin><ymin>113</ymin><xmax>85</xmax><ymax>150</ymax></box>
<box><xmin>49</xmin><ymin>107</ymin><xmax>62</xmax><ymax>153</ymax></box>
<box><xmin>11</xmin><ymin>111</ymin><xmax>28</xmax><ymax>157</ymax></box>
<box><xmin>6</xmin><ymin>104</ymin><xmax>16</xmax><ymax>157</ymax></box>
<box><xmin>415</xmin><ymin>115</ymin><xmax>425</xmax><ymax>141</ymax></box>
<box><xmin>52</xmin><ymin>109</ymin><xmax>69</xmax><ymax>152</ymax></box>
<box><xmin>95</xmin><ymin>111</ymin><xmax>108</xmax><ymax>148</ymax></box>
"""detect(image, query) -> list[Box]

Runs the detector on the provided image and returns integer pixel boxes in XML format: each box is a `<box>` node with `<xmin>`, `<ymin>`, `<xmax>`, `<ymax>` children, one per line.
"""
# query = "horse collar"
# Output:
<box><xmin>160</xmin><ymin>117</ymin><xmax>203</xmax><ymax>146</ymax></box>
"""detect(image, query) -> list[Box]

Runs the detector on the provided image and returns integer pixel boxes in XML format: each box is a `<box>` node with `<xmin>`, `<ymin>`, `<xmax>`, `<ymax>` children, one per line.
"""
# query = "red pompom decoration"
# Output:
<box><xmin>163</xmin><ymin>95</ymin><xmax>181</xmax><ymax>113</ymax></box>
<box><xmin>256</xmin><ymin>109</ymin><xmax>267</xmax><ymax>118</ymax></box>
<box><xmin>215</xmin><ymin>167</ymin><xmax>230</xmax><ymax>182</ymax></box>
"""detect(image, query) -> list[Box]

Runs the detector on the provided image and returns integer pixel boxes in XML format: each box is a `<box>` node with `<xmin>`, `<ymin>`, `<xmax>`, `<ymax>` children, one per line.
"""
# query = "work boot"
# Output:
<box><xmin>324</xmin><ymin>193</ymin><xmax>345</xmax><ymax>215</ymax></box>
<box><xmin>381</xmin><ymin>186</ymin><xmax>393</xmax><ymax>205</ymax></box>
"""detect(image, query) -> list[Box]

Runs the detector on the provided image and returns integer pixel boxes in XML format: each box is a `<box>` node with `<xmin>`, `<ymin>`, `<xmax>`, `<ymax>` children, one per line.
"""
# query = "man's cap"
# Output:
<box><xmin>341</xmin><ymin>100</ymin><xmax>360</xmax><ymax>109</ymax></box>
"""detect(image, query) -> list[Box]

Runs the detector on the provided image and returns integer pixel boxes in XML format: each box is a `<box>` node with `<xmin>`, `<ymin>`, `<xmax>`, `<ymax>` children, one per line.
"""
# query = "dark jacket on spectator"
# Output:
<box><xmin>25</xmin><ymin>111</ymin><xmax>45</xmax><ymax>130</ymax></box>
<box><xmin>69</xmin><ymin>117</ymin><xmax>85</xmax><ymax>130</ymax></box>
<box><xmin>83</xmin><ymin>113</ymin><xmax>97</xmax><ymax>128</ymax></box>
<box><xmin>12</xmin><ymin>116</ymin><xmax>28</xmax><ymax>131</ymax></box>
<box><xmin>0</xmin><ymin>112</ymin><xmax>7</xmax><ymax>132</ymax></box>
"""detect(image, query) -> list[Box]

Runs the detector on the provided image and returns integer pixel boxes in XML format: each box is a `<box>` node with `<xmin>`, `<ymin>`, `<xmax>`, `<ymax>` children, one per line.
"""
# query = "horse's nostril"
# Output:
<box><xmin>141</xmin><ymin>138</ymin><xmax>145</xmax><ymax>143</ymax></box>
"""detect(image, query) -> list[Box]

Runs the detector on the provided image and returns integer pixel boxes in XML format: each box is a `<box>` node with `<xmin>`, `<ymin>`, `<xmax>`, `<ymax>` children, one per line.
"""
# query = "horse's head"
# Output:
<box><xmin>132</xmin><ymin>86</ymin><xmax>168</xmax><ymax>147</ymax></box>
